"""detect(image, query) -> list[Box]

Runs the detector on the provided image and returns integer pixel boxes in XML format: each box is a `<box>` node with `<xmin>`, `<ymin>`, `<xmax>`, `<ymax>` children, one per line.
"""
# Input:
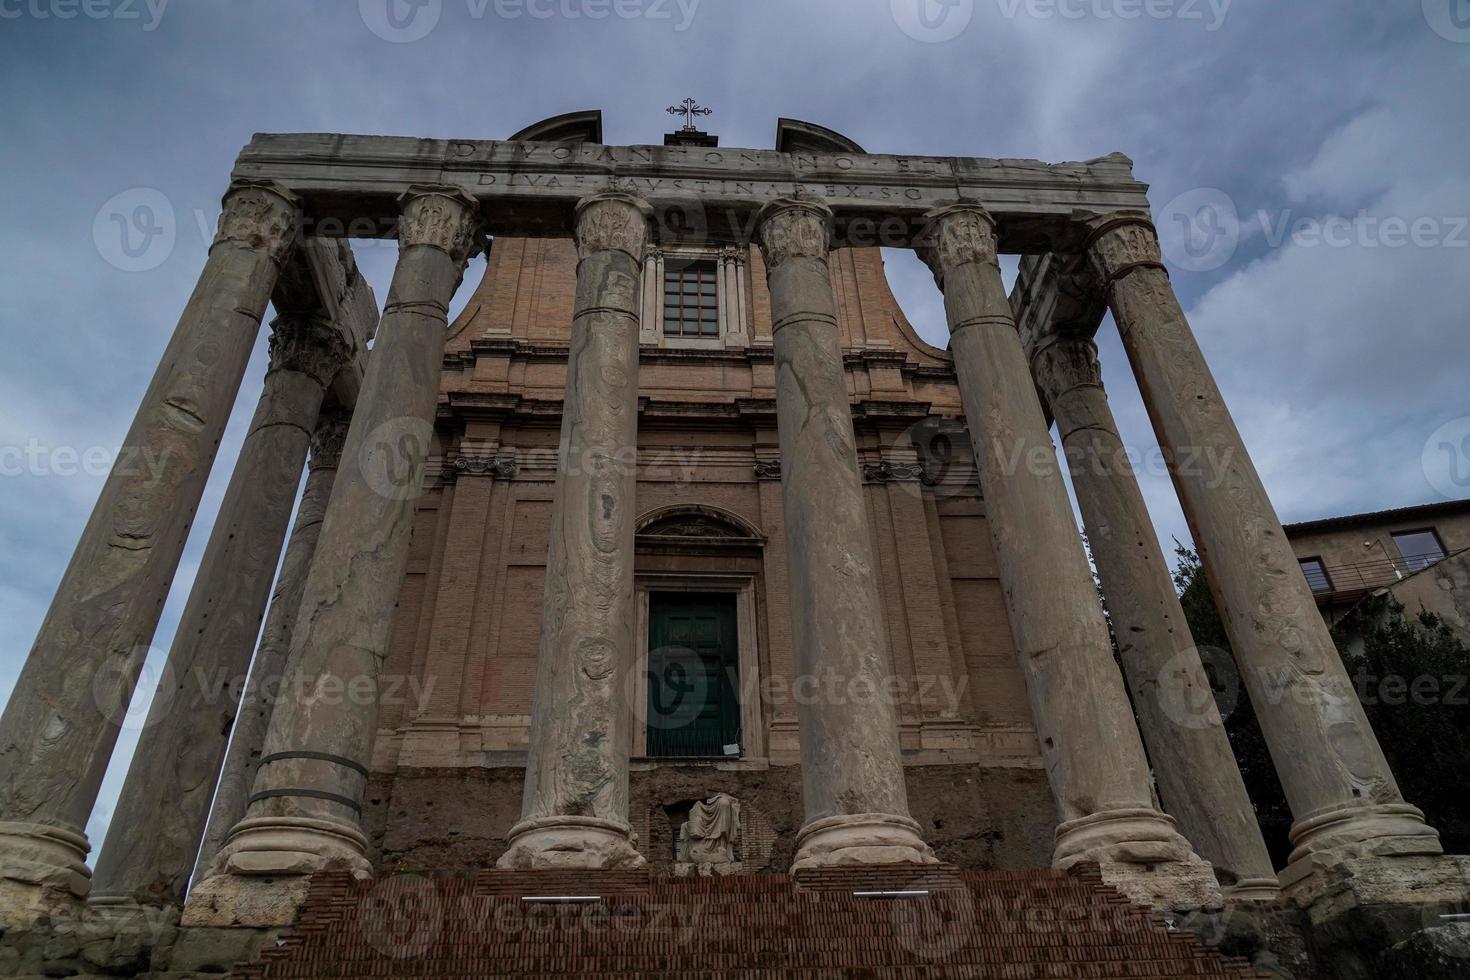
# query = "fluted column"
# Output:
<box><xmin>757</xmin><ymin>194</ymin><xmax>936</xmax><ymax>871</ymax></box>
<box><xmin>497</xmin><ymin>192</ymin><xmax>650</xmax><ymax>870</ymax></box>
<box><xmin>0</xmin><ymin>180</ymin><xmax>299</xmax><ymax>924</ymax></box>
<box><xmin>90</xmin><ymin>315</ymin><xmax>350</xmax><ymax>908</ymax></box>
<box><xmin>191</xmin><ymin>411</ymin><xmax>349</xmax><ymax>889</ymax></box>
<box><xmin>184</xmin><ymin>187</ymin><xmax>482</xmax><ymax>926</ymax></box>
<box><xmin>1084</xmin><ymin>212</ymin><xmax>1443</xmax><ymax>891</ymax></box>
<box><xmin>1032</xmin><ymin>334</ymin><xmax>1279</xmax><ymax>901</ymax></box>
<box><xmin>919</xmin><ymin>205</ymin><xmax>1217</xmax><ymax>908</ymax></box>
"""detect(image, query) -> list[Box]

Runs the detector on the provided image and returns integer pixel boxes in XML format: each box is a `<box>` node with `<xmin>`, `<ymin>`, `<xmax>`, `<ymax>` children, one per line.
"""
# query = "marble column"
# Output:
<box><xmin>184</xmin><ymin>187</ymin><xmax>482</xmax><ymax>926</ymax></box>
<box><xmin>497</xmin><ymin>192</ymin><xmax>650</xmax><ymax>870</ymax></box>
<box><xmin>756</xmin><ymin>194</ymin><xmax>936</xmax><ymax>871</ymax></box>
<box><xmin>193</xmin><ymin>411</ymin><xmax>349</xmax><ymax>885</ymax></box>
<box><xmin>1032</xmin><ymin>333</ymin><xmax>1279</xmax><ymax>901</ymax></box>
<box><xmin>919</xmin><ymin>205</ymin><xmax>1217</xmax><ymax>908</ymax></box>
<box><xmin>0</xmin><ymin>180</ymin><xmax>299</xmax><ymax>924</ymax></box>
<box><xmin>90</xmin><ymin>314</ymin><xmax>349</xmax><ymax>909</ymax></box>
<box><xmin>1084</xmin><ymin>212</ymin><xmax>1443</xmax><ymax>890</ymax></box>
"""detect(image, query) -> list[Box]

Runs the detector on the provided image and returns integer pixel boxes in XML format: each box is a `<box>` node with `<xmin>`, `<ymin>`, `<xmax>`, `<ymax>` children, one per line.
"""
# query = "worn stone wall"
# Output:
<box><xmin>361</xmin><ymin>766</ymin><xmax>1056</xmax><ymax>876</ymax></box>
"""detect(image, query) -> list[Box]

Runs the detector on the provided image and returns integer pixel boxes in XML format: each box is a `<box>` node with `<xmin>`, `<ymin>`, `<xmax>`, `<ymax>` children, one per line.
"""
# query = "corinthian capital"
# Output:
<box><xmin>267</xmin><ymin>314</ymin><xmax>354</xmax><ymax>387</ymax></box>
<box><xmin>574</xmin><ymin>192</ymin><xmax>652</xmax><ymax>261</ymax></box>
<box><xmin>755</xmin><ymin>193</ymin><xmax>832</xmax><ymax>268</ymax></box>
<box><xmin>1030</xmin><ymin>335</ymin><xmax>1103</xmax><ymax>404</ymax></box>
<box><xmin>397</xmin><ymin>185</ymin><xmax>484</xmax><ymax>267</ymax></box>
<box><xmin>213</xmin><ymin>179</ymin><xmax>301</xmax><ymax>267</ymax></box>
<box><xmin>309</xmin><ymin>411</ymin><xmax>351</xmax><ymax>470</ymax></box>
<box><xmin>1081</xmin><ymin>210</ymin><xmax>1165</xmax><ymax>286</ymax></box>
<box><xmin>916</xmin><ymin>205</ymin><xmax>997</xmax><ymax>286</ymax></box>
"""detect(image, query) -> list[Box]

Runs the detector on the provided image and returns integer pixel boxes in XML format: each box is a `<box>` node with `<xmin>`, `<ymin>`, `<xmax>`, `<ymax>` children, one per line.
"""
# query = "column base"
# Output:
<box><xmin>1284</xmin><ymin>801</ymin><xmax>1442</xmax><ymax>871</ymax></box>
<box><xmin>0</xmin><ymin>821</ymin><xmax>92</xmax><ymax>926</ymax></box>
<box><xmin>791</xmin><ymin>813</ymin><xmax>938</xmax><ymax>872</ymax></box>
<box><xmin>181</xmin><ymin>815</ymin><xmax>371</xmax><ymax>927</ymax></box>
<box><xmin>495</xmin><ymin>816</ymin><xmax>647</xmax><ymax>870</ymax></box>
<box><xmin>1221</xmin><ymin>877</ymin><xmax>1283</xmax><ymax>903</ymax></box>
<box><xmin>1054</xmin><ymin>808</ymin><xmax>1223</xmax><ymax>911</ymax></box>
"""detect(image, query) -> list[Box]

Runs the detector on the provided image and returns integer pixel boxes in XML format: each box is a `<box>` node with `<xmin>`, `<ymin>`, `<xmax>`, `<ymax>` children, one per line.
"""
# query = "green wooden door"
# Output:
<box><xmin>646</xmin><ymin>593</ymin><xmax>740</xmax><ymax>758</ymax></box>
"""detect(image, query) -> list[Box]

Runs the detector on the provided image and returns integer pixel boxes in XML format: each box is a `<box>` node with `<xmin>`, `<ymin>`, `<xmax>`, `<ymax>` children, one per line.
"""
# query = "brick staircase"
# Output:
<box><xmin>229</xmin><ymin>865</ymin><xmax>1267</xmax><ymax>978</ymax></box>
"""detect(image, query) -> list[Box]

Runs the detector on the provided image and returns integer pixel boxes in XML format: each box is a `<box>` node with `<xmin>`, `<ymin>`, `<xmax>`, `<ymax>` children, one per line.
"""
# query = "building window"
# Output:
<box><xmin>1300</xmin><ymin>557</ymin><xmax>1333</xmax><ymax>594</ymax></box>
<box><xmin>641</xmin><ymin>246</ymin><xmax>752</xmax><ymax>349</ymax></box>
<box><xmin>1391</xmin><ymin>529</ymin><xmax>1447</xmax><ymax>574</ymax></box>
<box><xmin>662</xmin><ymin>260</ymin><xmax>719</xmax><ymax>338</ymax></box>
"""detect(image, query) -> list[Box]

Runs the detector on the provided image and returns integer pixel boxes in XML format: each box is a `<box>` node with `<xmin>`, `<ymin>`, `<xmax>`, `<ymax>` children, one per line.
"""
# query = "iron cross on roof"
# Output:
<box><xmin>667</xmin><ymin>98</ymin><xmax>713</xmax><ymax>131</ymax></box>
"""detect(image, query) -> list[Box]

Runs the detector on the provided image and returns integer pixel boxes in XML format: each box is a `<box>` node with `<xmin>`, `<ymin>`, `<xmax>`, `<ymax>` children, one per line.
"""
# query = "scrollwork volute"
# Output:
<box><xmin>917</xmin><ymin>205</ymin><xmax>997</xmax><ymax>285</ymax></box>
<box><xmin>396</xmin><ymin>185</ymin><xmax>484</xmax><ymax>267</ymax></box>
<box><xmin>1082</xmin><ymin>210</ymin><xmax>1165</xmax><ymax>286</ymax></box>
<box><xmin>755</xmin><ymin>195</ymin><xmax>832</xmax><ymax>268</ymax></box>
<box><xmin>574</xmin><ymin>192</ymin><xmax>652</xmax><ymax>261</ymax></box>
<box><xmin>267</xmin><ymin>314</ymin><xmax>354</xmax><ymax>387</ymax></box>
<box><xmin>213</xmin><ymin>179</ymin><xmax>301</xmax><ymax>267</ymax></box>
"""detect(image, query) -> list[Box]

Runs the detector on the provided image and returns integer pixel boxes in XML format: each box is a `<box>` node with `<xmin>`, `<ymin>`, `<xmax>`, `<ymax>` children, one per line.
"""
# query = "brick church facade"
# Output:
<box><xmin>368</xmin><ymin>127</ymin><xmax>1055</xmax><ymax>872</ymax></box>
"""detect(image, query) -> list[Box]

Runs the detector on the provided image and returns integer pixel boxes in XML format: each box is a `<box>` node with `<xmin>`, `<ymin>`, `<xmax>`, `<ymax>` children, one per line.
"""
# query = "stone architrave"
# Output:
<box><xmin>1083</xmin><ymin>212</ymin><xmax>1444</xmax><ymax>892</ymax></box>
<box><xmin>0</xmin><ymin>180</ymin><xmax>300</xmax><ymax>925</ymax></box>
<box><xmin>1031</xmin><ymin>333</ymin><xmax>1279</xmax><ymax>902</ymax></box>
<box><xmin>497</xmin><ymin>192</ymin><xmax>651</xmax><ymax>870</ymax></box>
<box><xmin>90</xmin><ymin>315</ymin><xmax>351</xmax><ymax>909</ymax></box>
<box><xmin>184</xmin><ymin>187</ymin><xmax>483</xmax><ymax>927</ymax></box>
<box><xmin>919</xmin><ymin>204</ymin><xmax>1218</xmax><ymax>910</ymax></box>
<box><xmin>756</xmin><ymin>194</ymin><xmax>936</xmax><ymax>871</ymax></box>
<box><xmin>193</xmin><ymin>411</ymin><xmax>349</xmax><ymax>883</ymax></box>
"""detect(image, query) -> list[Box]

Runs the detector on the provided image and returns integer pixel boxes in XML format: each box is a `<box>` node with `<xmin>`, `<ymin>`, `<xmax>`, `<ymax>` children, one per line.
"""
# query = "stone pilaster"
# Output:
<box><xmin>757</xmin><ymin>195</ymin><xmax>936</xmax><ymax>871</ymax></box>
<box><xmin>0</xmin><ymin>179</ymin><xmax>300</xmax><ymax>926</ymax></box>
<box><xmin>184</xmin><ymin>187</ymin><xmax>483</xmax><ymax>926</ymax></box>
<box><xmin>1084</xmin><ymin>212</ymin><xmax>1444</xmax><ymax>897</ymax></box>
<box><xmin>192</xmin><ymin>411</ymin><xmax>349</xmax><ymax>883</ymax></box>
<box><xmin>89</xmin><ymin>314</ymin><xmax>349</xmax><ymax>909</ymax></box>
<box><xmin>919</xmin><ymin>205</ymin><xmax>1217</xmax><ymax>910</ymax></box>
<box><xmin>498</xmin><ymin>192</ymin><xmax>651</xmax><ymax>870</ymax></box>
<box><xmin>1031</xmin><ymin>333</ymin><xmax>1279</xmax><ymax>902</ymax></box>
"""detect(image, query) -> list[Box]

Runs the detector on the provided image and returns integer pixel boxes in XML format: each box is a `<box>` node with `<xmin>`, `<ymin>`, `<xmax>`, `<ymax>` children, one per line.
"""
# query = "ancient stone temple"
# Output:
<box><xmin>1</xmin><ymin>110</ymin><xmax>1466</xmax><ymax>978</ymax></box>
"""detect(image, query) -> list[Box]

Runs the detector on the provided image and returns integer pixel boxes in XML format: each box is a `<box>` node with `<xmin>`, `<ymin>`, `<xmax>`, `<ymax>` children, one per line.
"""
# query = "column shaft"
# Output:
<box><xmin>757</xmin><ymin>195</ymin><xmax>935</xmax><ymax>870</ymax></box>
<box><xmin>193</xmin><ymin>413</ymin><xmax>348</xmax><ymax>884</ymax></box>
<box><xmin>920</xmin><ymin>205</ymin><xmax>1216</xmax><ymax>908</ymax></box>
<box><xmin>184</xmin><ymin>187</ymin><xmax>482</xmax><ymax>926</ymax></box>
<box><xmin>1033</xmin><ymin>334</ymin><xmax>1278</xmax><ymax>900</ymax></box>
<box><xmin>498</xmin><ymin>193</ymin><xmax>650</xmax><ymax>870</ymax></box>
<box><xmin>90</xmin><ymin>317</ymin><xmax>346</xmax><ymax>907</ymax></box>
<box><xmin>1086</xmin><ymin>213</ymin><xmax>1441</xmax><ymax>886</ymax></box>
<box><xmin>0</xmin><ymin>180</ymin><xmax>298</xmax><ymax>921</ymax></box>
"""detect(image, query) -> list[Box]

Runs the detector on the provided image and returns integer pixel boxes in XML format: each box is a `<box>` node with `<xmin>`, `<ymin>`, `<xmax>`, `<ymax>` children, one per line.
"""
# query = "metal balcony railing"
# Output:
<box><xmin>1304</xmin><ymin>551</ymin><xmax>1451</xmax><ymax>604</ymax></box>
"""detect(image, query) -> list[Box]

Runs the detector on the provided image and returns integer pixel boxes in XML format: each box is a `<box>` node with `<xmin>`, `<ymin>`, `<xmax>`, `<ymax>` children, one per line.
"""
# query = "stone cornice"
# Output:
<box><xmin>232</xmin><ymin>134</ymin><xmax>1150</xmax><ymax>252</ymax></box>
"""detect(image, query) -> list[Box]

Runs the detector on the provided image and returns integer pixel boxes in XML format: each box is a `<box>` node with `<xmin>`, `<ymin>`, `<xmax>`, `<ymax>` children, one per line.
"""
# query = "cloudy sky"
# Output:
<box><xmin>0</xmin><ymin>0</ymin><xmax>1465</xmax><ymax>850</ymax></box>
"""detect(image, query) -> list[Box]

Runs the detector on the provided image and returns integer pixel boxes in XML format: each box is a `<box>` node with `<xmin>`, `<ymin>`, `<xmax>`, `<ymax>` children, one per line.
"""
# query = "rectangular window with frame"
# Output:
<box><xmin>1391</xmin><ymin>529</ymin><xmax>1447</xmax><ymax>574</ymax></box>
<box><xmin>1299</xmin><ymin>557</ymin><xmax>1332</xmax><ymax>594</ymax></box>
<box><xmin>663</xmin><ymin>260</ymin><xmax>719</xmax><ymax>338</ymax></box>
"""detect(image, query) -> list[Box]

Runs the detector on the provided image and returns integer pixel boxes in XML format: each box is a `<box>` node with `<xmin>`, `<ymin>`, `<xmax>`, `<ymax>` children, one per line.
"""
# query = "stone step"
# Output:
<box><xmin>227</xmin><ymin>865</ymin><xmax>1269</xmax><ymax>979</ymax></box>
